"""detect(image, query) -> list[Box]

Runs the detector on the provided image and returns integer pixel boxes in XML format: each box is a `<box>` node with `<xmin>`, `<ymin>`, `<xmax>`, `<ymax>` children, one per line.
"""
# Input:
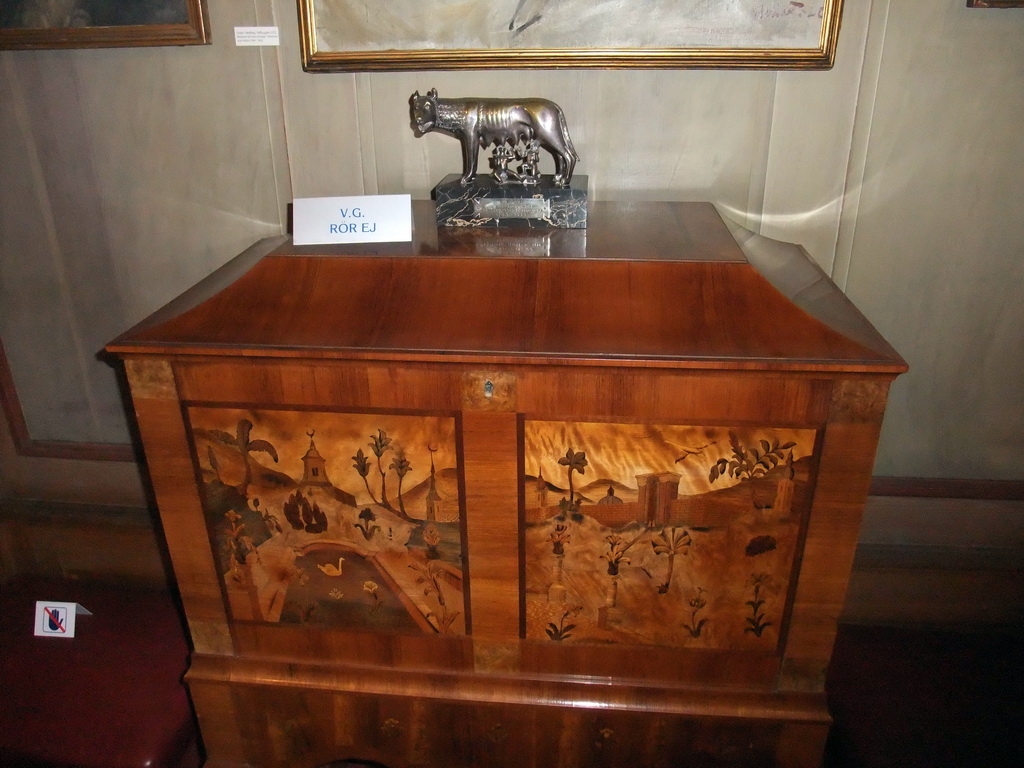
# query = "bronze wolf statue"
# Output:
<box><xmin>410</xmin><ymin>89</ymin><xmax>578</xmax><ymax>186</ymax></box>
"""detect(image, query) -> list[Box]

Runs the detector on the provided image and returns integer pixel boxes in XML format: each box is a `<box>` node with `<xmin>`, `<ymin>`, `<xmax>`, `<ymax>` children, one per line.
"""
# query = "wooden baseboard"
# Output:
<box><xmin>870</xmin><ymin>476</ymin><xmax>1024</xmax><ymax>500</ymax></box>
<box><xmin>841</xmin><ymin>489</ymin><xmax>1023</xmax><ymax>629</ymax></box>
<box><xmin>842</xmin><ymin>563</ymin><xmax>1023</xmax><ymax>631</ymax></box>
<box><xmin>0</xmin><ymin>498</ymin><xmax>171</xmax><ymax>588</ymax></box>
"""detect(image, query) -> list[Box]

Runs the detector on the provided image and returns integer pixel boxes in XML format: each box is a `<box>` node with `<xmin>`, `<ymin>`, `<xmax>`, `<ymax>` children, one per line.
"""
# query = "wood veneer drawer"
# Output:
<box><xmin>169</xmin><ymin>359</ymin><xmax>833</xmax><ymax>428</ymax></box>
<box><xmin>192</xmin><ymin>678</ymin><xmax>808</xmax><ymax>768</ymax></box>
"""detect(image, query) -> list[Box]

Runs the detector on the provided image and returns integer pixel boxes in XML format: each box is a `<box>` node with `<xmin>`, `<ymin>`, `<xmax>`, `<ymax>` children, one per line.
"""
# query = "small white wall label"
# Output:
<box><xmin>234</xmin><ymin>27</ymin><xmax>280</xmax><ymax>47</ymax></box>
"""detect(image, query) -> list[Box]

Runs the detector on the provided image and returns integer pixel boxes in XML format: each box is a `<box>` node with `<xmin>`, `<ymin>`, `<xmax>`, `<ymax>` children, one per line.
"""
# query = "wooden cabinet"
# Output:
<box><xmin>108</xmin><ymin>202</ymin><xmax>905</xmax><ymax>768</ymax></box>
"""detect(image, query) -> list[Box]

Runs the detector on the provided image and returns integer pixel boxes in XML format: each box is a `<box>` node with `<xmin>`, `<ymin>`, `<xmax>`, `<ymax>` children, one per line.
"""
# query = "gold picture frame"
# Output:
<box><xmin>298</xmin><ymin>0</ymin><xmax>845</xmax><ymax>72</ymax></box>
<box><xmin>0</xmin><ymin>0</ymin><xmax>209</xmax><ymax>50</ymax></box>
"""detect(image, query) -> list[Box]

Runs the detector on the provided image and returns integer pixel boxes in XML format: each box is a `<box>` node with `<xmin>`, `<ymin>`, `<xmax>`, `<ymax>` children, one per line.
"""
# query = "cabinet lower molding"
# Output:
<box><xmin>188</xmin><ymin>655</ymin><xmax>830</xmax><ymax>768</ymax></box>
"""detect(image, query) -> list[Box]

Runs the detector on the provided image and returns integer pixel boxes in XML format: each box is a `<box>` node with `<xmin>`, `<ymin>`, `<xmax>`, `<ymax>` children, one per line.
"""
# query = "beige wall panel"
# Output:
<box><xmin>274</xmin><ymin>0</ymin><xmax>367</xmax><ymax>197</ymax></box>
<box><xmin>758</xmin><ymin>0</ymin><xmax>873</xmax><ymax>275</ymax></box>
<box><xmin>69</xmin><ymin>6</ymin><xmax>289</xmax><ymax>325</ymax></box>
<box><xmin>1</xmin><ymin>54</ymin><xmax>137</xmax><ymax>444</ymax></box>
<box><xmin>841</xmin><ymin>0</ymin><xmax>1024</xmax><ymax>479</ymax></box>
<box><xmin>572</xmin><ymin>69</ymin><xmax>774</xmax><ymax>212</ymax></box>
<box><xmin>0</xmin><ymin>1</ymin><xmax>289</xmax><ymax>446</ymax></box>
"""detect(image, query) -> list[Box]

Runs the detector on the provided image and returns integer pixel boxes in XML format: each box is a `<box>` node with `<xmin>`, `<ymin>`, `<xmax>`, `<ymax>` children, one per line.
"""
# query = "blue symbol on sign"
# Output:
<box><xmin>44</xmin><ymin>606</ymin><xmax>66</xmax><ymax>632</ymax></box>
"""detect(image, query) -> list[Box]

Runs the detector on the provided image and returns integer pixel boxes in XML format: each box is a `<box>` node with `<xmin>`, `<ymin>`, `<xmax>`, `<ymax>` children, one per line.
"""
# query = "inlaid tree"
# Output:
<box><xmin>211</xmin><ymin>418</ymin><xmax>279</xmax><ymax>493</ymax></box>
<box><xmin>558</xmin><ymin>448</ymin><xmax>588</xmax><ymax>506</ymax></box>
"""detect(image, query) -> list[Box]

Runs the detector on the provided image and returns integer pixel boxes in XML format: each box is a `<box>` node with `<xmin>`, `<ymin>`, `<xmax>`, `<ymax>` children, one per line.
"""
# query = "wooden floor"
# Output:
<box><xmin>824</xmin><ymin>623</ymin><xmax>1024</xmax><ymax>768</ymax></box>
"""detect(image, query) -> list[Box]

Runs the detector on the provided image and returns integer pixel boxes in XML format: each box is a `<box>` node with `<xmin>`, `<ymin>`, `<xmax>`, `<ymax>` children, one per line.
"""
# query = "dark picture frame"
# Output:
<box><xmin>0</xmin><ymin>0</ymin><xmax>209</xmax><ymax>50</ymax></box>
<box><xmin>967</xmin><ymin>1</ymin><xmax>1024</xmax><ymax>7</ymax></box>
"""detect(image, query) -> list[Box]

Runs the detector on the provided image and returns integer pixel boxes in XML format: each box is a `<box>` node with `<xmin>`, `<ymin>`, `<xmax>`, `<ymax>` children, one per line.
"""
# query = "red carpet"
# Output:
<box><xmin>825</xmin><ymin>624</ymin><xmax>1024</xmax><ymax>768</ymax></box>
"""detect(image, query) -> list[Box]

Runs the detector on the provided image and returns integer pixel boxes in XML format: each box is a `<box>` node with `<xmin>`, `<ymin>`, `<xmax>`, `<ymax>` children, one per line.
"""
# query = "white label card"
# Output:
<box><xmin>292</xmin><ymin>195</ymin><xmax>413</xmax><ymax>246</ymax></box>
<box><xmin>34</xmin><ymin>601</ymin><xmax>92</xmax><ymax>638</ymax></box>
<box><xmin>234</xmin><ymin>27</ymin><xmax>280</xmax><ymax>46</ymax></box>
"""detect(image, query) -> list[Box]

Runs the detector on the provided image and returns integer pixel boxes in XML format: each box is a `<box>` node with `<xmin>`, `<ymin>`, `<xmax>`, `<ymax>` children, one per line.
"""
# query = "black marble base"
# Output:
<box><xmin>432</xmin><ymin>174</ymin><xmax>588</xmax><ymax>229</ymax></box>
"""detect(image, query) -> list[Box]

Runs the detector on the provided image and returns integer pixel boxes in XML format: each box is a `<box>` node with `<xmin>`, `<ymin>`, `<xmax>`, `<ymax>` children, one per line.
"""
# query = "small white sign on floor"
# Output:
<box><xmin>34</xmin><ymin>600</ymin><xmax>92</xmax><ymax>638</ymax></box>
<box><xmin>292</xmin><ymin>195</ymin><xmax>413</xmax><ymax>245</ymax></box>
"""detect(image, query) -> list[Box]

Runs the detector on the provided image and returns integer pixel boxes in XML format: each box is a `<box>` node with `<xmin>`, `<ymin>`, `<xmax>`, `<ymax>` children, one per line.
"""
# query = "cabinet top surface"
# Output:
<box><xmin>108</xmin><ymin>202</ymin><xmax>906</xmax><ymax>373</ymax></box>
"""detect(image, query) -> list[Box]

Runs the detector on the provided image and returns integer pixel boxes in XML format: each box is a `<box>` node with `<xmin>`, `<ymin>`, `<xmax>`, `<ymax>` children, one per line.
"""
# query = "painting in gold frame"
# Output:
<box><xmin>298</xmin><ymin>0</ymin><xmax>845</xmax><ymax>72</ymax></box>
<box><xmin>0</xmin><ymin>0</ymin><xmax>209</xmax><ymax>50</ymax></box>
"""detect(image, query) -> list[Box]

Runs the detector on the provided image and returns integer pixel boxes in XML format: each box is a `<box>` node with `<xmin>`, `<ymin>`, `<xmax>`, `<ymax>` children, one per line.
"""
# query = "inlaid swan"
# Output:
<box><xmin>317</xmin><ymin>557</ymin><xmax>344</xmax><ymax>577</ymax></box>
